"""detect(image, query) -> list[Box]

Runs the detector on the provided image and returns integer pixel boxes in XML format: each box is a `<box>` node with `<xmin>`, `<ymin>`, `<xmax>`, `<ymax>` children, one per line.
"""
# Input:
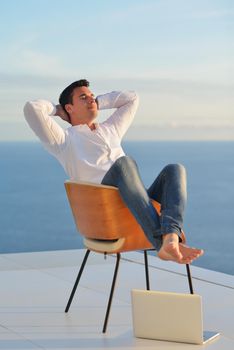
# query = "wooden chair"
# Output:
<box><xmin>64</xmin><ymin>180</ymin><xmax>194</xmax><ymax>333</ymax></box>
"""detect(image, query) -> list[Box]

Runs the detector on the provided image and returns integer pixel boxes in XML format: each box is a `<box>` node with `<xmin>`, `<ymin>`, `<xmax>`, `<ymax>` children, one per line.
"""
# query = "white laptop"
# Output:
<box><xmin>131</xmin><ymin>289</ymin><xmax>220</xmax><ymax>345</ymax></box>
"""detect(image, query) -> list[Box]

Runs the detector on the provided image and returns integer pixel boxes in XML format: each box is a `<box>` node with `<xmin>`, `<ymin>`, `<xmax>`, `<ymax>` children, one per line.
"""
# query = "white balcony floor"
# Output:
<box><xmin>0</xmin><ymin>249</ymin><xmax>233</xmax><ymax>350</ymax></box>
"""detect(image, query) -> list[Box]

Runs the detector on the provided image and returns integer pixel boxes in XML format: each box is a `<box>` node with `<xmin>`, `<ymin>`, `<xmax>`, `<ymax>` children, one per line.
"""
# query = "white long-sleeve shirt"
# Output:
<box><xmin>24</xmin><ymin>91</ymin><xmax>139</xmax><ymax>183</ymax></box>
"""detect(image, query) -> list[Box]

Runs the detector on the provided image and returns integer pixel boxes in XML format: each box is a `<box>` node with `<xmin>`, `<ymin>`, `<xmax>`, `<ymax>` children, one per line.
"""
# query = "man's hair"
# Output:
<box><xmin>59</xmin><ymin>79</ymin><xmax>90</xmax><ymax>110</ymax></box>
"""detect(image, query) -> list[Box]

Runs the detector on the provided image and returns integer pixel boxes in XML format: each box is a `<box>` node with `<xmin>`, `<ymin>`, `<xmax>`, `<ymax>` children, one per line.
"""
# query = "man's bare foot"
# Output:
<box><xmin>158</xmin><ymin>233</ymin><xmax>204</xmax><ymax>264</ymax></box>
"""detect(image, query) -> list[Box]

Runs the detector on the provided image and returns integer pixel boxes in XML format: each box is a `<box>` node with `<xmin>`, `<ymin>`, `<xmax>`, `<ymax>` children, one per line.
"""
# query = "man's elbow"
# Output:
<box><xmin>130</xmin><ymin>91</ymin><xmax>139</xmax><ymax>109</ymax></box>
<box><xmin>134</xmin><ymin>91</ymin><xmax>139</xmax><ymax>102</ymax></box>
<box><xmin>122</xmin><ymin>90</ymin><xmax>139</xmax><ymax>106</ymax></box>
<box><xmin>23</xmin><ymin>101</ymin><xmax>35</xmax><ymax>121</ymax></box>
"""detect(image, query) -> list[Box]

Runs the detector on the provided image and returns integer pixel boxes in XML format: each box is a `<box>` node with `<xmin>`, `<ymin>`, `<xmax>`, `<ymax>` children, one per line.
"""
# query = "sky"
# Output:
<box><xmin>0</xmin><ymin>0</ymin><xmax>233</xmax><ymax>140</ymax></box>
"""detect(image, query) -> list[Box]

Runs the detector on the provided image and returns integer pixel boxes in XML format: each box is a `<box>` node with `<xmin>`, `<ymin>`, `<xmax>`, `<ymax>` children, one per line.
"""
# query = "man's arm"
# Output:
<box><xmin>24</xmin><ymin>100</ymin><xmax>67</xmax><ymax>154</ymax></box>
<box><xmin>96</xmin><ymin>91</ymin><xmax>139</xmax><ymax>138</ymax></box>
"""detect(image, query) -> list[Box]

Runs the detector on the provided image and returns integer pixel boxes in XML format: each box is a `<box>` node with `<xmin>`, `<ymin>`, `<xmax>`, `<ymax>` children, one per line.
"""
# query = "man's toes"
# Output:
<box><xmin>194</xmin><ymin>248</ymin><xmax>204</xmax><ymax>256</ymax></box>
<box><xmin>191</xmin><ymin>252</ymin><xmax>200</xmax><ymax>258</ymax></box>
<box><xmin>183</xmin><ymin>256</ymin><xmax>193</xmax><ymax>262</ymax></box>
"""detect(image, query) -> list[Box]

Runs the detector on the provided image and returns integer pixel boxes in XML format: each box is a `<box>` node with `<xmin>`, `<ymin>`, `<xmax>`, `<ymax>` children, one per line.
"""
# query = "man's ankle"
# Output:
<box><xmin>162</xmin><ymin>233</ymin><xmax>179</xmax><ymax>243</ymax></box>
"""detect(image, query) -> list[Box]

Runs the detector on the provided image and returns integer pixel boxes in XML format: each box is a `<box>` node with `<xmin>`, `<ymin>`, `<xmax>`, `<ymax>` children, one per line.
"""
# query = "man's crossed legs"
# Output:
<box><xmin>101</xmin><ymin>156</ymin><xmax>203</xmax><ymax>264</ymax></box>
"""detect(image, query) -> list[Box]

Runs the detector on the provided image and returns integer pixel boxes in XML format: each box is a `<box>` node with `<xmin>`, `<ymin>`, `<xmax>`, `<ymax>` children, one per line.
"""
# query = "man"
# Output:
<box><xmin>24</xmin><ymin>79</ymin><xmax>203</xmax><ymax>264</ymax></box>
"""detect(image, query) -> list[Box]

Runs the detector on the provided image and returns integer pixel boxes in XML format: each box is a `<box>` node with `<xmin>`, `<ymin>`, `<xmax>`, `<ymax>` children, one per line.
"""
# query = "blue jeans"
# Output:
<box><xmin>101</xmin><ymin>156</ymin><xmax>187</xmax><ymax>251</ymax></box>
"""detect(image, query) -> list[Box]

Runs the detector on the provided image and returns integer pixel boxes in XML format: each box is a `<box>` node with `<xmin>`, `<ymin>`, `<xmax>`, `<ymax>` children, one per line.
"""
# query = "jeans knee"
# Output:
<box><xmin>164</xmin><ymin>163</ymin><xmax>186</xmax><ymax>179</ymax></box>
<box><xmin>114</xmin><ymin>156</ymin><xmax>137</xmax><ymax>172</ymax></box>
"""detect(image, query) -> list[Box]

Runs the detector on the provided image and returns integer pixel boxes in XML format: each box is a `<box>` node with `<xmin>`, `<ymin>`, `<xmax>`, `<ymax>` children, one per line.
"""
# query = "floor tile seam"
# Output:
<box><xmin>0</xmin><ymin>254</ymin><xmax>68</xmax><ymax>273</ymax></box>
<box><xmin>0</xmin><ymin>324</ymin><xmax>13</xmax><ymax>333</ymax></box>
<box><xmin>0</xmin><ymin>264</ymin><xmax>78</xmax><ymax>285</ymax></box>
<box><xmin>4</xmin><ymin>250</ymin><xmax>234</xmax><ymax>289</ymax></box>
<box><xmin>28</xmin><ymin>267</ymin><xmax>131</xmax><ymax>305</ymax></box>
<box><xmin>4</xmin><ymin>254</ymin><xmax>233</xmax><ymax>296</ymax></box>
<box><xmin>0</xmin><ymin>255</ymin><xmax>33</xmax><ymax>271</ymax></box>
<box><xmin>35</xmin><ymin>256</ymin><xmax>129</xmax><ymax>287</ymax></box>
<box><xmin>146</xmin><ymin>258</ymin><xmax>234</xmax><ymax>287</ymax></box>
<box><xmin>64</xmin><ymin>283</ymin><xmax>131</xmax><ymax>306</ymax></box>
<box><xmin>0</xmin><ymin>305</ymin><xmax>86</xmax><ymax>311</ymax></box>
<box><xmin>0</xmin><ymin>325</ymin><xmax>46</xmax><ymax>349</ymax></box>
<box><xmin>0</xmin><ymin>255</ymin><xmax>118</xmax><ymax>272</ymax></box>
<box><xmin>0</xmin><ymin>254</ymin><xmax>80</xmax><ymax>272</ymax></box>
<box><xmin>123</xmin><ymin>253</ymin><xmax>234</xmax><ymax>280</ymax></box>
<box><xmin>120</xmin><ymin>256</ymin><xmax>234</xmax><ymax>290</ymax></box>
<box><xmin>220</xmin><ymin>334</ymin><xmax>234</xmax><ymax>342</ymax></box>
<box><xmin>0</xmin><ymin>249</ymin><xmax>130</xmax><ymax>272</ymax></box>
<box><xmin>0</xmin><ymin>249</ymin><xmax>116</xmax><ymax>271</ymax></box>
<box><xmin>5</xmin><ymin>325</ymin><xmax>101</xmax><ymax>332</ymax></box>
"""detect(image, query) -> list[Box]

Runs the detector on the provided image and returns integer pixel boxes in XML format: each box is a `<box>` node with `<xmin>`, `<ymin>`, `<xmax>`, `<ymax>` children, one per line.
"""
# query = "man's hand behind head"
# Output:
<box><xmin>55</xmin><ymin>104</ymin><xmax>71</xmax><ymax>124</ymax></box>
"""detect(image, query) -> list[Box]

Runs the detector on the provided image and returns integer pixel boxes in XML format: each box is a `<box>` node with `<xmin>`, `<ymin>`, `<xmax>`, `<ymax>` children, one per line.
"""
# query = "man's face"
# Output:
<box><xmin>65</xmin><ymin>86</ymin><xmax>98</xmax><ymax>126</ymax></box>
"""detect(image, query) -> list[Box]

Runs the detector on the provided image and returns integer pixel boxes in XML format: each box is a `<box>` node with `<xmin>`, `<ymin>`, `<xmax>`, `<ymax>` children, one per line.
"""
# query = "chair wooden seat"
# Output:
<box><xmin>65</xmin><ymin>180</ymin><xmax>161</xmax><ymax>253</ymax></box>
<box><xmin>64</xmin><ymin>180</ymin><xmax>193</xmax><ymax>333</ymax></box>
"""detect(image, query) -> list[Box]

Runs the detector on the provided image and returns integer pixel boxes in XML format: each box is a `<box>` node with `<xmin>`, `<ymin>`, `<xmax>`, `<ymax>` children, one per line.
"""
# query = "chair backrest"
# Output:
<box><xmin>65</xmin><ymin>180</ymin><xmax>161</xmax><ymax>253</ymax></box>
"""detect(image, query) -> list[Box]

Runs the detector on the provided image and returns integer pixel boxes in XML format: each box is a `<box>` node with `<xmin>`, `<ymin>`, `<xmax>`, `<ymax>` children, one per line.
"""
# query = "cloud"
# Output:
<box><xmin>126</xmin><ymin>124</ymin><xmax>234</xmax><ymax>141</ymax></box>
<box><xmin>190</xmin><ymin>8</ymin><xmax>234</xmax><ymax>19</ymax></box>
<box><xmin>0</xmin><ymin>72</ymin><xmax>233</xmax><ymax>127</ymax></box>
<box><xmin>13</xmin><ymin>49</ymin><xmax>68</xmax><ymax>77</ymax></box>
<box><xmin>1</xmin><ymin>121</ymin><xmax>233</xmax><ymax>142</ymax></box>
<box><xmin>1</xmin><ymin>71</ymin><xmax>233</xmax><ymax>95</ymax></box>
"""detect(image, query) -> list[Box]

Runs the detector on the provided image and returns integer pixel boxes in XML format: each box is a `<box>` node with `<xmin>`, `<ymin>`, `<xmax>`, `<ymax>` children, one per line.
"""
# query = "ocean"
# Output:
<box><xmin>0</xmin><ymin>141</ymin><xmax>234</xmax><ymax>275</ymax></box>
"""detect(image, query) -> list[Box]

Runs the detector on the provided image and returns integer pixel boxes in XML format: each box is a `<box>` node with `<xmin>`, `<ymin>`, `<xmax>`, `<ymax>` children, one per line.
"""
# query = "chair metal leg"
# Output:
<box><xmin>186</xmin><ymin>264</ymin><xmax>194</xmax><ymax>294</ymax></box>
<box><xmin>102</xmin><ymin>253</ymin><xmax>121</xmax><ymax>333</ymax></box>
<box><xmin>144</xmin><ymin>250</ymin><xmax>150</xmax><ymax>290</ymax></box>
<box><xmin>65</xmin><ymin>249</ymin><xmax>91</xmax><ymax>313</ymax></box>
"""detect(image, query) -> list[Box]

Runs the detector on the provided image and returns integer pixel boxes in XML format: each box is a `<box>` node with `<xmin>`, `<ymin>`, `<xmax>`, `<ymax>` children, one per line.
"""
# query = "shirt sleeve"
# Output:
<box><xmin>97</xmin><ymin>91</ymin><xmax>139</xmax><ymax>139</ymax></box>
<box><xmin>23</xmin><ymin>100</ymin><xmax>66</xmax><ymax>155</ymax></box>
